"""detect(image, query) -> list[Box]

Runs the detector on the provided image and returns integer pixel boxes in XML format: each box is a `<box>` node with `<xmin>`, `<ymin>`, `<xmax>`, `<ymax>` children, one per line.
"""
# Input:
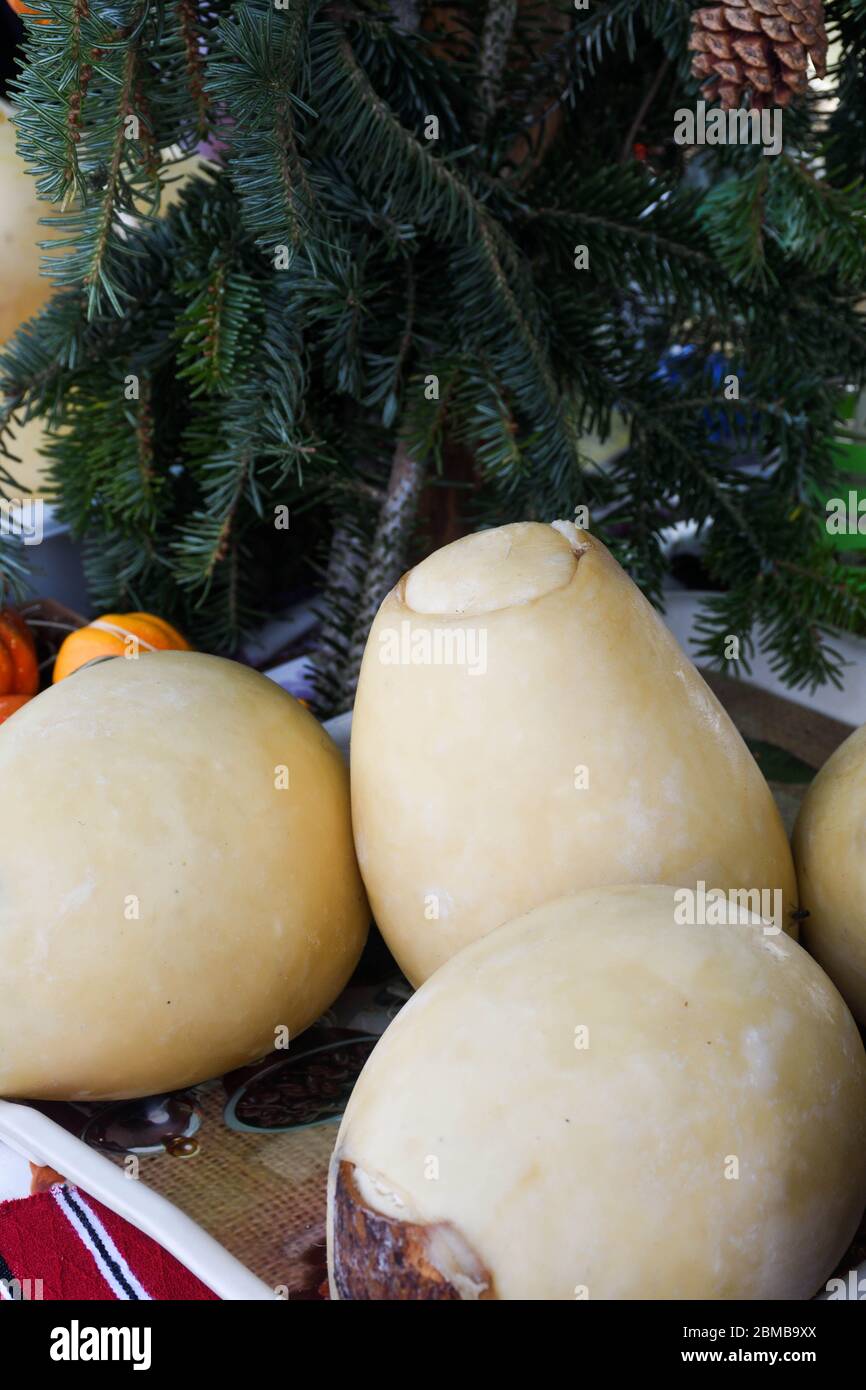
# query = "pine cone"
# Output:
<box><xmin>689</xmin><ymin>1</ymin><xmax>828</xmax><ymax>111</ymax></box>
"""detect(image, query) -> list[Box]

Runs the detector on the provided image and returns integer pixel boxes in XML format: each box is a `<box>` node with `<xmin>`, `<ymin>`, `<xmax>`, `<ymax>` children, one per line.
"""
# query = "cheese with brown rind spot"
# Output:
<box><xmin>327</xmin><ymin>885</ymin><xmax>866</xmax><ymax>1301</ymax></box>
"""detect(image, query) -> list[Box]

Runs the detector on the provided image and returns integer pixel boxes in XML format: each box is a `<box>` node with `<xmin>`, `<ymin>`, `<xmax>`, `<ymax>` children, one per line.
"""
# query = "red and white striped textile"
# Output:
<box><xmin>0</xmin><ymin>1184</ymin><xmax>218</xmax><ymax>1300</ymax></box>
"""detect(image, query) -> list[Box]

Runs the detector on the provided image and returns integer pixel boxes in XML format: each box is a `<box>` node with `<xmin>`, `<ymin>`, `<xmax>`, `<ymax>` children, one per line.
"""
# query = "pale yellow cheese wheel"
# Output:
<box><xmin>793</xmin><ymin>722</ymin><xmax>866</xmax><ymax>1024</ymax></box>
<box><xmin>0</xmin><ymin>652</ymin><xmax>369</xmax><ymax>1100</ymax></box>
<box><xmin>327</xmin><ymin>885</ymin><xmax>866</xmax><ymax>1301</ymax></box>
<box><xmin>351</xmin><ymin>521</ymin><xmax>798</xmax><ymax>985</ymax></box>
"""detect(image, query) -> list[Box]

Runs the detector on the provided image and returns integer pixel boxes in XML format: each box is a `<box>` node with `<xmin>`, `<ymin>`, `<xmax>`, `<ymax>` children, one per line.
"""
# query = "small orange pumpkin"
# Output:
<box><xmin>0</xmin><ymin>607</ymin><xmax>39</xmax><ymax>696</ymax></box>
<box><xmin>4</xmin><ymin>0</ymin><xmax>48</xmax><ymax>18</ymax></box>
<box><xmin>0</xmin><ymin>693</ymin><xmax>33</xmax><ymax>725</ymax></box>
<box><xmin>4</xmin><ymin>0</ymin><xmax>48</xmax><ymax>17</ymax></box>
<box><xmin>53</xmin><ymin>611</ymin><xmax>191</xmax><ymax>683</ymax></box>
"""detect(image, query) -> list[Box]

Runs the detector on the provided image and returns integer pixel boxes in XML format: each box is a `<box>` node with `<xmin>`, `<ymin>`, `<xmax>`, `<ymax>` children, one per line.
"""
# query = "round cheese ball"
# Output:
<box><xmin>793</xmin><ymin>722</ymin><xmax>866</xmax><ymax>1025</ymax></box>
<box><xmin>351</xmin><ymin>520</ymin><xmax>798</xmax><ymax>985</ymax></box>
<box><xmin>327</xmin><ymin>885</ymin><xmax>866</xmax><ymax>1301</ymax></box>
<box><xmin>0</xmin><ymin>652</ymin><xmax>368</xmax><ymax>1100</ymax></box>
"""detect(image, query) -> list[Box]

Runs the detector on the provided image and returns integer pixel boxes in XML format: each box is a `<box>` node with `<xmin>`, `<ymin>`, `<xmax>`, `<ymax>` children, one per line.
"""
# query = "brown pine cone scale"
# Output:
<box><xmin>689</xmin><ymin>0</ymin><xmax>827</xmax><ymax>111</ymax></box>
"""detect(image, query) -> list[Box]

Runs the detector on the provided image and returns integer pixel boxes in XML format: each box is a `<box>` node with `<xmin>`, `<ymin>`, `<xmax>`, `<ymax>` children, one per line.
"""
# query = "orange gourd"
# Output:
<box><xmin>53</xmin><ymin>611</ymin><xmax>191</xmax><ymax>683</ymax></box>
<box><xmin>0</xmin><ymin>608</ymin><xmax>39</xmax><ymax>696</ymax></box>
<box><xmin>5</xmin><ymin>0</ymin><xmax>48</xmax><ymax>18</ymax></box>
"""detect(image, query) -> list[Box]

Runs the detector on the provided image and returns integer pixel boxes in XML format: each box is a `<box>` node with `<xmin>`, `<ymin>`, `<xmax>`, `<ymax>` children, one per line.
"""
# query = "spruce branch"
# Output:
<box><xmin>315</xmin><ymin>18</ymin><xmax>578</xmax><ymax>477</ymax></box>
<box><xmin>0</xmin><ymin>539</ymin><xmax>36</xmax><ymax>607</ymax></box>
<box><xmin>84</xmin><ymin>34</ymin><xmax>146</xmax><ymax>316</ymax></box>
<box><xmin>177</xmin><ymin>0</ymin><xmax>211</xmax><ymax>139</ymax></box>
<box><xmin>363</xmin><ymin>254</ymin><xmax>416</xmax><ymax>425</ymax></box>
<box><xmin>173</xmin><ymin>262</ymin><xmax>262</xmax><ymax>397</ymax></box>
<box><xmin>5</xmin><ymin>0</ymin><xmax>866</xmax><ymax>695</ymax></box>
<box><xmin>207</xmin><ymin>0</ymin><xmax>318</xmax><ymax>261</ymax></box>
<box><xmin>12</xmin><ymin>0</ymin><xmax>218</xmax><ymax>318</ymax></box>
<box><xmin>310</xmin><ymin>17</ymin><xmax>479</xmax><ymax>241</ymax></box>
